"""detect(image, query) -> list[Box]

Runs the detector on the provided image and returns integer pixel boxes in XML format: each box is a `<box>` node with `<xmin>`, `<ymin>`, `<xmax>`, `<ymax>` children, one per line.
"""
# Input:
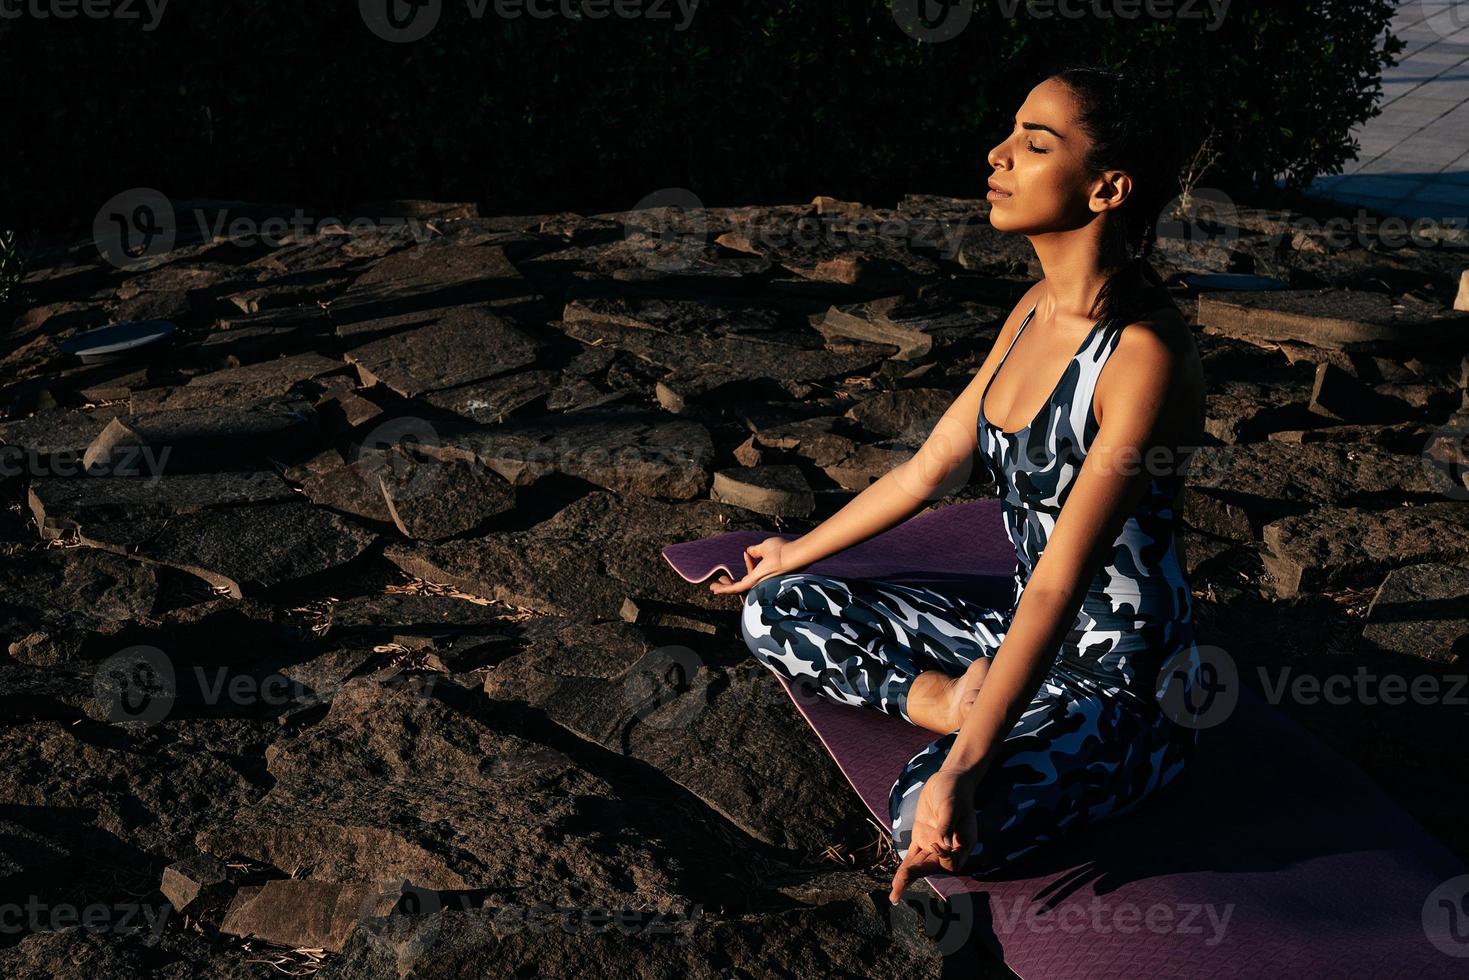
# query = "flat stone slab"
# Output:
<box><xmin>220</xmin><ymin>877</ymin><xmax>402</xmax><ymax>952</ymax></box>
<box><xmin>384</xmin><ymin>490</ymin><xmax>764</xmax><ymax>619</ymax></box>
<box><xmin>481</xmin><ymin>616</ymin><xmax>861</xmax><ymax>855</ymax></box>
<box><xmin>68</xmin><ymin>499</ymin><xmax>377</xmax><ymax>597</ymax></box>
<box><xmin>0</xmin><ymin>548</ymin><xmax>158</xmax><ymax>665</ymax></box>
<box><xmin>344</xmin><ymin>305</ymin><xmax>542</xmax><ymax>398</ymax></box>
<box><xmin>562</xmin><ymin>293</ymin><xmax>783</xmax><ymax>339</ymax></box>
<box><xmin>330</xmin><ymin>243</ymin><xmax>542</xmax><ymax>339</ymax></box>
<box><xmin>1198</xmin><ymin>289</ymin><xmax>1469</xmax><ymax>351</ymax></box>
<box><xmin>1266</xmin><ymin>420</ymin><xmax>1426</xmax><ymax>448</ymax></box>
<box><xmin>844</xmin><ymin>387</ymin><xmax>953</xmax><ymax>440</ymax></box>
<box><xmin>129</xmin><ymin>352</ymin><xmax>345</xmax><ymax>412</ymax></box>
<box><xmin>1261</xmin><ymin>501</ymin><xmax>1469</xmax><ymax>598</ymax></box>
<box><xmin>346</xmin><ymin>242</ymin><xmax>525</xmax><ymax>297</ymax></box>
<box><xmin>81</xmin><ymin>399</ymin><xmax>320</xmax><ymax>474</ymax></box>
<box><xmin>378</xmin><ymin>448</ymin><xmax>516</xmax><ymax>541</ymax></box>
<box><xmin>741</xmin><ymin>414</ymin><xmax>911</xmax><ymax>491</ymax></box>
<box><xmin>197</xmin><ymin>305</ymin><xmax>334</xmax><ymax>360</ymax></box>
<box><xmin>323</xmin><ymin>593</ymin><xmax>518</xmax><ymax>647</ymax></box>
<box><xmin>298</xmin><ymin>453</ymin><xmax>397</xmax><ymax>524</ymax></box>
<box><xmin>0</xmin><ymin>406</ymin><xmax>126</xmax><ymax>458</ymax></box>
<box><xmin>1308</xmin><ymin>361</ymin><xmax>1416</xmax><ymax>423</ymax></box>
<box><xmin>196</xmin><ymin>677</ymin><xmax>744</xmax><ymax>910</ymax></box>
<box><xmin>1362</xmin><ymin>562</ymin><xmax>1469</xmax><ymax>664</ymax></box>
<box><xmin>29</xmin><ymin>470</ymin><xmax>296</xmax><ymax>539</ymax></box>
<box><xmin>1205</xmin><ymin>378</ymin><xmax>1316</xmax><ymax>444</ymax></box>
<box><xmin>714</xmin><ymin>212</ymin><xmax>941</xmax><ymax>291</ymax></box>
<box><xmin>710</xmin><ymin>464</ymin><xmax>814</xmax><ymax>517</ymax></box>
<box><xmin>429</xmin><ymin>406</ymin><xmax>714</xmax><ymax>500</ymax></box>
<box><xmin>745</xmin><ymin>414</ymin><xmax>859</xmax><ymax>468</ymax></box>
<box><xmin>159</xmin><ymin>853</ymin><xmax>233</xmax><ymax>917</ymax></box>
<box><xmin>1180</xmin><ymin>442</ymin><xmax>1446</xmax><ymax>541</ymax></box>
<box><xmin>522</xmin><ymin>234</ymin><xmax>773</xmax><ymax>287</ymax></box>
<box><xmin>953</xmin><ymin>219</ymin><xmax>1042</xmax><ymax>276</ymax></box>
<box><xmin>814</xmin><ymin>298</ymin><xmax>999</xmax><ymax>361</ymax></box>
<box><xmin>421</xmin><ymin>368</ymin><xmax>558</xmax><ymax>423</ymax></box>
<box><xmin>558</xmin><ymin>316</ymin><xmax>885</xmax><ymax>413</ymax></box>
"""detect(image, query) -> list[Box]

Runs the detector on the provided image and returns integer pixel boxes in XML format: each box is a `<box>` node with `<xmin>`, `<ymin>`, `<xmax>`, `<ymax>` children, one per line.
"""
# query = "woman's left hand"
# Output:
<box><xmin>888</xmin><ymin>768</ymin><xmax>979</xmax><ymax>904</ymax></box>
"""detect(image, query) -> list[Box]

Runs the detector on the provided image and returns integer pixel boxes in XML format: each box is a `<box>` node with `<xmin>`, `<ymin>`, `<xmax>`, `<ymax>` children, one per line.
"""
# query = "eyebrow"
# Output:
<box><xmin>1015</xmin><ymin>116</ymin><xmax>1065</xmax><ymax>139</ymax></box>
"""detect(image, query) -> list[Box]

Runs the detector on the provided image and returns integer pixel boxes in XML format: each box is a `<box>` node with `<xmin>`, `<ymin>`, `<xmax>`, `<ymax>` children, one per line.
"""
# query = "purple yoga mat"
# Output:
<box><xmin>662</xmin><ymin>499</ymin><xmax>1469</xmax><ymax>979</ymax></box>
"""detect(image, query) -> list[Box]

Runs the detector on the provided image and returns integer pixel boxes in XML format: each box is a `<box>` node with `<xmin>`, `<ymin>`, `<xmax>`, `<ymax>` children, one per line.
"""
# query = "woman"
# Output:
<box><xmin>710</xmin><ymin>65</ymin><xmax>1207</xmax><ymax>904</ymax></box>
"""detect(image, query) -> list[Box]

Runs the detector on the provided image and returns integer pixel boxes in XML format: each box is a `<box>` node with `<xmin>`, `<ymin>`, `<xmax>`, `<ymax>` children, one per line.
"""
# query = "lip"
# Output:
<box><xmin>987</xmin><ymin>178</ymin><xmax>1012</xmax><ymax>201</ymax></box>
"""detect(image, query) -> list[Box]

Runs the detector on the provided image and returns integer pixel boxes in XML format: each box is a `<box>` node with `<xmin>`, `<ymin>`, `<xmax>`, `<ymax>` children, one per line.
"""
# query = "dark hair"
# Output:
<box><xmin>1047</xmin><ymin>63</ymin><xmax>1187</xmax><ymax>328</ymax></box>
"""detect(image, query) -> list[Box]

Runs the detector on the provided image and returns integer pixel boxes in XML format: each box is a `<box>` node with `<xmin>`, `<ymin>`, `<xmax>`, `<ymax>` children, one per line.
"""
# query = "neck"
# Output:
<box><xmin>1026</xmin><ymin>221</ymin><xmax>1133</xmax><ymax>323</ymax></box>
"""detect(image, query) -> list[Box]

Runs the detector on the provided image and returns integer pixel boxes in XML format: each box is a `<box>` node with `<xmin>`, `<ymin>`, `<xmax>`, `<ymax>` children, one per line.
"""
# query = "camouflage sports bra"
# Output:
<box><xmin>977</xmin><ymin>301</ymin><xmax>1198</xmax><ymax>700</ymax></box>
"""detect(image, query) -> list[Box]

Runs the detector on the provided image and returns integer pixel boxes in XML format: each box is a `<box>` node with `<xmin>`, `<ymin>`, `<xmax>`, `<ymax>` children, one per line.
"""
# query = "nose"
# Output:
<box><xmin>986</xmin><ymin>137</ymin><xmax>1010</xmax><ymax>172</ymax></box>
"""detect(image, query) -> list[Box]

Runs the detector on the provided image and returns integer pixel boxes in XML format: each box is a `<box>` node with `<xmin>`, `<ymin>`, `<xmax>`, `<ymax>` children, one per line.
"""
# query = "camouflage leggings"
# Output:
<box><xmin>740</xmin><ymin>571</ymin><xmax>1198</xmax><ymax>876</ymax></box>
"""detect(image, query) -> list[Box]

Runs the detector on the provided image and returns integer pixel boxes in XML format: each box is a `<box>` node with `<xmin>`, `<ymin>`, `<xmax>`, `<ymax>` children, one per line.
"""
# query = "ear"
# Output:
<box><xmin>1089</xmin><ymin>169</ymin><xmax>1133</xmax><ymax>215</ymax></box>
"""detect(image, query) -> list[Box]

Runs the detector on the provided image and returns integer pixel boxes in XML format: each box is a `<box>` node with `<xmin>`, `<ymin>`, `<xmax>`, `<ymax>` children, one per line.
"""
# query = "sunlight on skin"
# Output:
<box><xmin>708</xmin><ymin>74</ymin><xmax>1204</xmax><ymax>908</ymax></box>
<box><xmin>884</xmin><ymin>76</ymin><xmax>1201</xmax><ymax>904</ymax></box>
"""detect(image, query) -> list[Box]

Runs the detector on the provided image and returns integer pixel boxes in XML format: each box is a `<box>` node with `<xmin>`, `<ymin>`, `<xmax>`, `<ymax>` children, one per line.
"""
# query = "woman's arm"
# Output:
<box><xmin>937</xmin><ymin>315</ymin><xmax>1197</xmax><ymax>786</ymax></box>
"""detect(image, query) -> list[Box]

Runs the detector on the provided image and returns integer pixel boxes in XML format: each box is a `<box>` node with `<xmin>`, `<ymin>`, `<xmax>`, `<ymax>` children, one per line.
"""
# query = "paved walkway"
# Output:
<box><xmin>1303</xmin><ymin>1</ymin><xmax>1469</xmax><ymax>223</ymax></box>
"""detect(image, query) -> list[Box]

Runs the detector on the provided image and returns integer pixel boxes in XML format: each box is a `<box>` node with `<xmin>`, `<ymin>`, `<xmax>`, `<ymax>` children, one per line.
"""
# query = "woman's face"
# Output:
<box><xmin>985</xmin><ymin>78</ymin><xmax>1117</xmax><ymax>234</ymax></box>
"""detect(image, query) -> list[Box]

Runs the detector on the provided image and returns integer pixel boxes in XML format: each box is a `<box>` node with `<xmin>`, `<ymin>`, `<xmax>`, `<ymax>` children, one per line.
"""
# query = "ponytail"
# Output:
<box><xmin>1051</xmin><ymin>63</ymin><xmax>1186</xmax><ymax>328</ymax></box>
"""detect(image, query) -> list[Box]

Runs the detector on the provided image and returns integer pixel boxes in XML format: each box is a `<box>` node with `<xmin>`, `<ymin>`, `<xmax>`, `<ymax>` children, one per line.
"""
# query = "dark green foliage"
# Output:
<box><xmin>0</xmin><ymin>1</ymin><xmax>1402</xmax><ymax>229</ymax></box>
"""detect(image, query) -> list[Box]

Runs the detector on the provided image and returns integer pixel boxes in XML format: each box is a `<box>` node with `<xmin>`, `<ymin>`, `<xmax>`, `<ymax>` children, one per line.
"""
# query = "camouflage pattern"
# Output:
<box><xmin>741</xmin><ymin>572</ymin><xmax>1010</xmax><ymax>724</ymax></box>
<box><xmin>741</xmin><ymin>300</ymin><xmax>1205</xmax><ymax>874</ymax></box>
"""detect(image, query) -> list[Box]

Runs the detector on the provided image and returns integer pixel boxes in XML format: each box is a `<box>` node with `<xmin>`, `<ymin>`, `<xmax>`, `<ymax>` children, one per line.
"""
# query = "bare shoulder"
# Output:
<box><xmin>1098</xmin><ymin>303</ymin><xmax>1205</xmax><ymax>431</ymax></box>
<box><xmin>1113</xmin><ymin>303</ymin><xmax>1198</xmax><ymax>374</ymax></box>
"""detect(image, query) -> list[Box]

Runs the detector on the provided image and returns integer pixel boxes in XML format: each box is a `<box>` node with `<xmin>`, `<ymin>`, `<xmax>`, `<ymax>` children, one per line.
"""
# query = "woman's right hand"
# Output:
<box><xmin>708</xmin><ymin>536</ymin><xmax>792</xmax><ymax>596</ymax></box>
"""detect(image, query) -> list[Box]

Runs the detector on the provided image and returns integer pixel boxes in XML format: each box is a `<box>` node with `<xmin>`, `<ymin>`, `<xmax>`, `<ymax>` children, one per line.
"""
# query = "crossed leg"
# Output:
<box><xmin>740</xmin><ymin>571</ymin><xmax>1010</xmax><ymax>728</ymax></box>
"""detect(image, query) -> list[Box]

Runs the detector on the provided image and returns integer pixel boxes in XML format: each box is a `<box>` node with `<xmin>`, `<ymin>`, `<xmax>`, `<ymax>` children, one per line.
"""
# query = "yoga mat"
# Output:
<box><xmin>663</xmin><ymin>499</ymin><xmax>1469</xmax><ymax>979</ymax></box>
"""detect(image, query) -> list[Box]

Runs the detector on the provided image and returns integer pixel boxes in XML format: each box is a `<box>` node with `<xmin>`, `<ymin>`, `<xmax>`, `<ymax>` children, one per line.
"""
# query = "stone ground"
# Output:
<box><xmin>1306</xmin><ymin>0</ymin><xmax>1469</xmax><ymax>220</ymax></box>
<box><xmin>0</xmin><ymin>193</ymin><xmax>1467</xmax><ymax>978</ymax></box>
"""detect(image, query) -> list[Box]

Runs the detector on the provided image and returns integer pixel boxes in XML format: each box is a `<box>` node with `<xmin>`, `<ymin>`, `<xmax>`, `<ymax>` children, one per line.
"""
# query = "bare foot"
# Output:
<box><xmin>905</xmin><ymin>663</ymin><xmax>989</xmax><ymax>735</ymax></box>
<box><xmin>956</xmin><ymin>659</ymin><xmax>988</xmax><ymax>719</ymax></box>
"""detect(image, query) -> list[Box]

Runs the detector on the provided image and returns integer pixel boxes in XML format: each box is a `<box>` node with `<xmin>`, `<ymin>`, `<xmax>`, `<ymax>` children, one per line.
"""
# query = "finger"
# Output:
<box><xmin>744</xmin><ymin>548</ymin><xmax>755</xmax><ymax>574</ymax></box>
<box><xmin>889</xmin><ymin>856</ymin><xmax>916</xmax><ymax>905</ymax></box>
<box><xmin>888</xmin><ymin>846</ymin><xmax>931</xmax><ymax>904</ymax></box>
<box><xmin>713</xmin><ymin>570</ymin><xmax>760</xmax><ymax>596</ymax></box>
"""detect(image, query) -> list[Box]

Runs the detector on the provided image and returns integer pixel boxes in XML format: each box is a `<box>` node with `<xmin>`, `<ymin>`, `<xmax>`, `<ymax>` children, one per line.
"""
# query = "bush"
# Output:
<box><xmin>0</xmin><ymin>1</ymin><xmax>1402</xmax><ymax>231</ymax></box>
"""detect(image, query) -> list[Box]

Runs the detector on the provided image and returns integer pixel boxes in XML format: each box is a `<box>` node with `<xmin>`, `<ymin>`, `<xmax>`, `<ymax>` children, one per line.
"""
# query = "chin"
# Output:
<box><xmin>987</xmin><ymin>199</ymin><xmax>1034</xmax><ymax>233</ymax></box>
<box><xmin>989</xmin><ymin>200</ymin><xmax>1068</xmax><ymax>237</ymax></box>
